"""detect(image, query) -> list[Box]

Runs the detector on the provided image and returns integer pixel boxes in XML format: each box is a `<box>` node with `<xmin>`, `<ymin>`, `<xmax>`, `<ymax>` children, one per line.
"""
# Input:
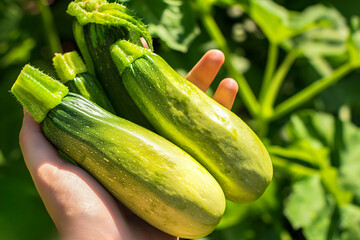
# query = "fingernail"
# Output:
<box><xmin>140</xmin><ymin>37</ymin><xmax>149</xmax><ymax>49</ymax></box>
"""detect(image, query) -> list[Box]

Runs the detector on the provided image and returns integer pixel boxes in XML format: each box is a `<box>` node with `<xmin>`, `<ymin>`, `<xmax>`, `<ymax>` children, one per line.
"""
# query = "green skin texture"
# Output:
<box><xmin>66</xmin><ymin>72</ymin><xmax>115</xmax><ymax>113</ymax></box>
<box><xmin>41</xmin><ymin>94</ymin><xmax>226</xmax><ymax>239</ymax></box>
<box><xmin>116</xmin><ymin>53</ymin><xmax>273</xmax><ymax>203</ymax></box>
<box><xmin>68</xmin><ymin>0</ymin><xmax>154</xmax><ymax>128</ymax></box>
<box><xmin>78</xmin><ymin>22</ymin><xmax>153</xmax><ymax>129</ymax></box>
<box><xmin>52</xmin><ymin>50</ymin><xmax>115</xmax><ymax>113</ymax></box>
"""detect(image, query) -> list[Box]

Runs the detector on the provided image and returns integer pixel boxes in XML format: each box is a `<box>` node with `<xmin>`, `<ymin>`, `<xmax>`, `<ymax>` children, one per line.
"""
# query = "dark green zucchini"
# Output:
<box><xmin>11</xmin><ymin>64</ymin><xmax>226</xmax><ymax>238</ymax></box>
<box><xmin>67</xmin><ymin>0</ymin><xmax>153</xmax><ymax>128</ymax></box>
<box><xmin>111</xmin><ymin>40</ymin><xmax>273</xmax><ymax>204</ymax></box>
<box><xmin>53</xmin><ymin>51</ymin><xmax>115</xmax><ymax>113</ymax></box>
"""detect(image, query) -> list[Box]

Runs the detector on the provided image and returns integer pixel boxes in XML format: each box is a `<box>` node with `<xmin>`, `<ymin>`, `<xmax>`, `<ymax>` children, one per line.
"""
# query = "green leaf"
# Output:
<box><xmin>281</xmin><ymin>5</ymin><xmax>348</xmax><ymax>59</ymax></box>
<box><xmin>128</xmin><ymin>0</ymin><xmax>199</xmax><ymax>52</ymax></box>
<box><xmin>339</xmin><ymin>204</ymin><xmax>360</xmax><ymax>239</ymax></box>
<box><xmin>286</xmin><ymin>110</ymin><xmax>335</xmax><ymax>148</ymax></box>
<box><xmin>213</xmin><ymin>0</ymin><xmax>249</xmax><ymax>8</ymax></box>
<box><xmin>284</xmin><ymin>110</ymin><xmax>359</xmax><ymax>203</ymax></box>
<box><xmin>336</xmin><ymin>118</ymin><xmax>360</xmax><ymax>202</ymax></box>
<box><xmin>269</xmin><ymin>141</ymin><xmax>329</xmax><ymax>168</ymax></box>
<box><xmin>302</xmin><ymin>197</ymin><xmax>335</xmax><ymax>240</ymax></box>
<box><xmin>285</xmin><ymin>111</ymin><xmax>334</xmax><ymax>169</ymax></box>
<box><xmin>248</xmin><ymin>0</ymin><xmax>331</xmax><ymax>44</ymax></box>
<box><xmin>284</xmin><ymin>175</ymin><xmax>327</xmax><ymax>229</ymax></box>
<box><xmin>284</xmin><ymin>175</ymin><xmax>336</xmax><ymax>240</ymax></box>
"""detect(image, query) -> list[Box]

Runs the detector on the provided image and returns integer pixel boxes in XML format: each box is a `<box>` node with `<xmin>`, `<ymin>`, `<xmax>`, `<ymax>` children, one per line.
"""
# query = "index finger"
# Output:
<box><xmin>186</xmin><ymin>50</ymin><xmax>225</xmax><ymax>92</ymax></box>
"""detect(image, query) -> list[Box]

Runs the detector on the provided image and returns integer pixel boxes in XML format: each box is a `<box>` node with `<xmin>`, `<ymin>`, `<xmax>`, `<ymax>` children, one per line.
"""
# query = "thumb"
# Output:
<box><xmin>19</xmin><ymin>108</ymin><xmax>61</xmax><ymax>173</ymax></box>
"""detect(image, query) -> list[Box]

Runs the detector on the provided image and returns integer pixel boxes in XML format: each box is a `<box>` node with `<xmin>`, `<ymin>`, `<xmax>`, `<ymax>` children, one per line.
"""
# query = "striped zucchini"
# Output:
<box><xmin>11</xmin><ymin>65</ymin><xmax>226</xmax><ymax>239</ymax></box>
<box><xmin>67</xmin><ymin>0</ymin><xmax>153</xmax><ymax>128</ymax></box>
<box><xmin>53</xmin><ymin>51</ymin><xmax>115</xmax><ymax>113</ymax></box>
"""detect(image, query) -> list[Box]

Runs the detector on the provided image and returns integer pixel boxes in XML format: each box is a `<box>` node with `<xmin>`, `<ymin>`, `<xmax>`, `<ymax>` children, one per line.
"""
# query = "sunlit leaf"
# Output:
<box><xmin>284</xmin><ymin>175</ymin><xmax>328</xmax><ymax>229</ymax></box>
<box><xmin>286</xmin><ymin>110</ymin><xmax>335</xmax><ymax>148</ymax></box>
<box><xmin>247</xmin><ymin>0</ymin><xmax>331</xmax><ymax>44</ymax></box>
<box><xmin>127</xmin><ymin>0</ymin><xmax>199</xmax><ymax>52</ymax></box>
<box><xmin>282</xmin><ymin>5</ymin><xmax>348</xmax><ymax>59</ymax></box>
<box><xmin>285</xmin><ymin>111</ymin><xmax>334</xmax><ymax>169</ymax></box>
<box><xmin>284</xmin><ymin>110</ymin><xmax>360</xmax><ymax>203</ymax></box>
<box><xmin>269</xmin><ymin>141</ymin><xmax>329</xmax><ymax>168</ymax></box>
<box><xmin>336</xmin><ymin>118</ymin><xmax>360</xmax><ymax>202</ymax></box>
<box><xmin>339</xmin><ymin>204</ymin><xmax>360</xmax><ymax>239</ymax></box>
<box><xmin>301</xmin><ymin>196</ymin><xmax>335</xmax><ymax>240</ymax></box>
<box><xmin>284</xmin><ymin>175</ymin><xmax>337</xmax><ymax>240</ymax></box>
<box><xmin>213</xmin><ymin>0</ymin><xmax>249</xmax><ymax>8</ymax></box>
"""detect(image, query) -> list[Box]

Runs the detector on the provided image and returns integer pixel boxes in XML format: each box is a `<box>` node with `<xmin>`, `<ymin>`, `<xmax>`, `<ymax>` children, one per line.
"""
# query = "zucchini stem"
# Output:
<box><xmin>271</xmin><ymin>62</ymin><xmax>356</xmax><ymax>120</ymax></box>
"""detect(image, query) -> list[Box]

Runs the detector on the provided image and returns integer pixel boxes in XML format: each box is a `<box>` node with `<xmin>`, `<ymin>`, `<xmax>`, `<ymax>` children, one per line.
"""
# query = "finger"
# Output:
<box><xmin>20</xmin><ymin>109</ymin><xmax>62</xmax><ymax>173</ymax></box>
<box><xmin>213</xmin><ymin>78</ymin><xmax>238</xmax><ymax>110</ymax></box>
<box><xmin>140</xmin><ymin>37</ymin><xmax>150</xmax><ymax>49</ymax></box>
<box><xmin>186</xmin><ymin>49</ymin><xmax>225</xmax><ymax>92</ymax></box>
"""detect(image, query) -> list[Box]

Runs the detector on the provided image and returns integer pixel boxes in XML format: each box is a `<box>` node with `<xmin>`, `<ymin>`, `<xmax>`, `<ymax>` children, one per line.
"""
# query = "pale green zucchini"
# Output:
<box><xmin>111</xmin><ymin>40</ymin><xmax>273</xmax><ymax>204</ymax></box>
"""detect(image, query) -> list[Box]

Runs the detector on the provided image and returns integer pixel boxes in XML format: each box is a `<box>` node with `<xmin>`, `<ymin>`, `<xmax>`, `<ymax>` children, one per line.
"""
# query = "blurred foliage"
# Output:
<box><xmin>1</xmin><ymin>0</ymin><xmax>360</xmax><ymax>239</ymax></box>
<box><xmin>124</xmin><ymin>0</ymin><xmax>200</xmax><ymax>52</ymax></box>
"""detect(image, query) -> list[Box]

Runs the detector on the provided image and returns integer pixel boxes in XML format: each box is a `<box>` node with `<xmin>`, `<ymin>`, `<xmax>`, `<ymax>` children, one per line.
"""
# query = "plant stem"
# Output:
<box><xmin>271</xmin><ymin>155</ymin><xmax>318</xmax><ymax>176</ymax></box>
<box><xmin>256</xmin><ymin>118</ymin><xmax>270</xmax><ymax>138</ymax></box>
<box><xmin>309</xmin><ymin>56</ymin><xmax>333</xmax><ymax>77</ymax></box>
<box><xmin>268</xmin><ymin>145</ymin><xmax>315</xmax><ymax>166</ymax></box>
<box><xmin>36</xmin><ymin>0</ymin><xmax>62</xmax><ymax>54</ymax></box>
<box><xmin>270</xmin><ymin>62</ymin><xmax>355</xmax><ymax>120</ymax></box>
<box><xmin>259</xmin><ymin>42</ymin><xmax>279</xmax><ymax>104</ymax></box>
<box><xmin>261</xmin><ymin>50</ymin><xmax>297</xmax><ymax>118</ymax></box>
<box><xmin>200</xmin><ymin>13</ymin><xmax>260</xmax><ymax>116</ymax></box>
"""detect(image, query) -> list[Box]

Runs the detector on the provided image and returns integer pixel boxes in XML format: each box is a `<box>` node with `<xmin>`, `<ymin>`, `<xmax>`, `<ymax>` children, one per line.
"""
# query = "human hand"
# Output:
<box><xmin>19</xmin><ymin>50</ymin><xmax>238</xmax><ymax>240</ymax></box>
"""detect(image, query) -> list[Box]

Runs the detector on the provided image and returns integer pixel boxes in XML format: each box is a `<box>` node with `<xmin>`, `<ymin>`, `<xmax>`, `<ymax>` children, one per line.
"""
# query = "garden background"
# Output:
<box><xmin>1</xmin><ymin>0</ymin><xmax>360</xmax><ymax>239</ymax></box>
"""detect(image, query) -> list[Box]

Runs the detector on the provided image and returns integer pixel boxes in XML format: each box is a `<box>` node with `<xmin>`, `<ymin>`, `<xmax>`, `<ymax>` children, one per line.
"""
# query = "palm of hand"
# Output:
<box><xmin>20</xmin><ymin>50</ymin><xmax>238</xmax><ymax>240</ymax></box>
